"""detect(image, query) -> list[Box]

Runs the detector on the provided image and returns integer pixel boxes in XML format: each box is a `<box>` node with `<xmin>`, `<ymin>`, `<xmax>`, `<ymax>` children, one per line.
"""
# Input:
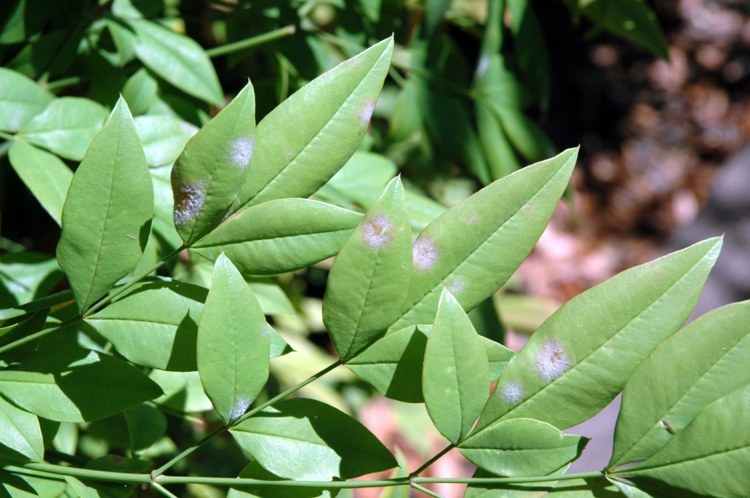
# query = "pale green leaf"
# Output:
<box><xmin>248</xmin><ymin>281</ymin><xmax>296</xmax><ymax>316</ymax></box>
<box><xmin>0</xmin><ymin>346</ymin><xmax>162</xmax><ymax>423</ymax></box>
<box><xmin>624</xmin><ymin>384</ymin><xmax>750</xmax><ymax>498</ymax></box>
<box><xmin>238</xmin><ymin>38</ymin><xmax>393</xmax><ymax>207</ymax></box>
<box><xmin>314</xmin><ymin>151</ymin><xmax>397</xmax><ymax>210</ymax></box>
<box><xmin>459</xmin><ymin>418</ymin><xmax>586</xmax><ymax>476</ymax></box>
<box><xmin>198</xmin><ymin>254</ymin><xmax>270</xmax><ymax>423</ymax></box>
<box><xmin>56</xmin><ymin>98</ymin><xmax>153</xmax><ymax>313</ymax></box>
<box><xmin>390</xmin><ymin>148</ymin><xmax>577</xmax><ymax>332</ymax></box>
<box><xmin>8</xmin><ymin>140</ymin><xmax>73</xmax><ymax>225</ymax></box>
<box><xmin>0</xmin><ymin>396</ymin><xmax>43</xmax><ymax>462</ymax></box>
<box><xmin>128</xmin><ymin>18</ymin><xmax>223</xmax><ymax>106</ymax></box>
<box><xmin>324</xmin><ymin>177</ymin><xmax>412</xmax><ymax>359</ymax></box>
<box><xmin>85</xmin><ymin>280</ymin><xmax>206</xmax><ymax>371</ymax></box>
<box><xmin>18</xmin><ymin>97</ymin><xmax>108</xmax><ymax>160</ymax></box>
<box><xmin>230</xmin><ymin>398</ymin><xmax>396</xmax><ymax>480</ymax></box>
<box><xmin>423</xmin><ymin>290</ymin><xmax>489</xmax><ymax>444</ymax></box>
<box><xmin>192</xmin><ymin>199</ymin><xmax>362</xmax><ymax>275</ymax></box>
<box><xmin>134</xmin><ymin>115</ymin><xmax>195</xmax><ymax>167</ymax></box>
<box><xmin>122</xmin><ymin>68</ymin><xmax>158</xmax><ymax>115</ymax></box>
<box><xmin>611</xmin><ymin>300</ymin><xmax>750</xmax><ymax>467</ymax></box>
<box><xmin>0</xmin><ymin>67</ymin><xmax>53</xmax><ymax>132</ymax></box>
<box><xmin>150</xmin><ymin>370</ymin><xmax>213</xmax><ymax>413</ymax></box>
<box><xmin>474</xmin><ymin>238</ymin><xmax>721</xmax><ymax>433</ymax></box>
<box><xmin>171</xmin><ymin>82</ymin><xmax>255</xmax><ymax>244</ymax></box>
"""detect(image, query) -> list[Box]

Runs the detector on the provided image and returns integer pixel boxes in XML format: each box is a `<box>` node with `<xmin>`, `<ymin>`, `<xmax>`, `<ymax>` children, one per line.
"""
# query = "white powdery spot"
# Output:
<box><xmin>535</xmin><ymin>339</ymin><xmax>571</xmax><ymax>382</ymax></box>
<box><xmin>229</xmin><ymin>136</ymin><xmax>255</xmax><ymax>168</ymax></box>
<box><xmin>500</xmin><ymin>381</ymin><xmax>524</xmax><ymax>405</ymax></box>
<box><xmin>476</xmin><ymin>54</ymin><xmax>490</xmax><ymax>78</ymax></box>
<box><xmin>173</xmin><ymin>181</ymin><xmax>207</xmax><ymax>226</ymax></box>
<box><xmin>359</xmin><ymin>100</ymin><xmax>376</xmax><ymax>126</ymax></box>
<box><xmin>413</xmin><ymin>236</ymin><xmax>439</xmax><ymax>271</ymax></box>
<box><xmin>228</xmin><ymin>397</ymin><xmax>251</xmax><ymax>422</ymax></box>
<box><xmin>362</xmin><ymin>213</ymin><xmax>393</xmax><ymax>249</ymax></box>
<box><xmin>447</xmin><ymin>277</ymin><xmax>467</xmax><ymax>295</ymax></box>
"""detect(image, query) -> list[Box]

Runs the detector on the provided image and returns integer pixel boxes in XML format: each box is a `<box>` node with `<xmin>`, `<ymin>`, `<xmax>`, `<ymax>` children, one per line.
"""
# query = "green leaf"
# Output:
<box><xmin>171</xmin><ymin>82</ymin><xmax>255</xmax><ymax>244</ymax></box>
<box><xmin>56</xmin><ymin>98</ymin><xmax>153</xmax><ymax>313</ymax></box>
<box><xmin>248</xmin><ymin>281</ymin><xmax>296</xmax><ymax>316</ymax></box>
<box><xmin>0</xmin><ymin>67</ymin><xmax>53</xmax><ymax>132</ymax></box>
<box><xmin>477</xmin><ymin>103</ymin><xmax>521</xmax><ymax>180</ymax></box>
<box><xmin>8</xmin><ymin>140</ymin><xmax>73</xmax><ymax>225</ymax></box>
<box><xmin>348</xmin><ymin>325</ymin><xmax>512</xmax><ymax>403</ymax></box>
<box><xmin>18</xmin><ymin>97</ymin><xmax>108</xmax><ymax>161</ymax></box>
<box><xmin>127</xmin><ymin>18</ymin><xmax>223</xmax><ymax>106</ymax></box>
<box><xmin>192</xmin><ymin>199</ymin><xmax>362</xmax><ymax>275</ymax></box>
<box><xmin>0</xmin><ymin>396</ymin><xmax>43</xmax><ymax>462</ymax></box>
<box><xmin>474</xmin><ymin>237</ymin><xmax>722</xmax><ymax>433</ymax></box>
<box><xmin>134</xmin><ymin>115</ymin><xmax>195</xmax><ymax>167</ymax></box>
<box><xmin>324</xmin><ymin>177</ymin><xmax>412</xmax><ymax>359</ymax></box>
<box><xmin>123</xmin><ymin>404</ymin><xmax>167</xmax><ymax>452</ymax></box>
<box><xmin>390</xmin><ymin>148</ymin><xmax>577</xmax><ymax>332</ymax></box>
<box><xmin>64</xmin><ymin>476</ymin><xmax>102</xmax><ymax>498</ymax></box>
<box><xmin>121</xmin><ymin>68</ymin><xmax>158</xmax><ymax>115</ymax></box>
<box><xmin>575</xmin><ymin>0</ymin><xmax>668</xmax><ymax>58</ymax></box>
<box><xmin>0</xmin><ymin>346</ymin><xmax>162</xmax><ymax>422</ymax></box>
<box><xmin>238</xmin><ymin>37</ymin><xmax>393</xmax><ymax>207</ymax></box>
<box><xmin>230</xmin><ymin>398</ymin><xmax>396</xmax><ymax>480</ymax></box>
<box><xmin>0</xmin><ymin>251</ymin><xmax>61</xmax><ymax>308</ymax></box>
<box><xmin>459</xmin><ymin>418</ymin><xmax>586</xmax><ymax>476</ymax></box>
<box><xmin>150</xmin><ymin>370</ymin><xmax>213</xmax><ymax>413</ymax></box>
<box><xmin>611</xmin><ymin>300</ymin><xmax>750</xmax><ymax>467</ymax></box>
<box><xmin>198</xmin><ymin>254</ymin><xmax>270</xmax><ymax>423</ymax></box>
<box><xmin>624</xmin><ymin>384</ymin><xmax>750</xmax><ymax>498</ymax></box>
<box><xmin>314</xmin><ymin>151</ymin><xmax>397</xmax><ymax>210</ymax></box>
<box><xmin>423</xmin><ymin>290</ymin><xmax>489</xmax><ymax>444</ymax></box>
<box><xmin>85</xmin><ymin>280</ymin><xmax>206</xmax><ymax>371</ymax></box>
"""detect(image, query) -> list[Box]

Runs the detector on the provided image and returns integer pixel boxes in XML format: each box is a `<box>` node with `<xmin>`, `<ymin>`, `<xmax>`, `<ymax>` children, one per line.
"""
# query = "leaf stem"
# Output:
<box><xmin>0</xmin><ymin>318</ymin><xmax>77</xmax><ymax>356</ymax></box>
<box><xmin>410</xmin><ymin>481</ymin><xmax>443</xmax><ymax>498</ymax></box>
<box><xmin>151</xmin><ymin>481</ymin><xmax>180</xmax><ymax>498</ymax></box>
<box><xmin>412</xmin><ymin>471</ymin><xmax>605</xmax><ymax>485</ymax></box>
<box><xmin>410</xmin><ymin>443</ymin><xmax>455</xmax><ymax>477</ymax></box>
<box><xmin>150</xmin><ymin>359</ymin><xmax>344</xmax><ymax>478</ymax></box>
<box><xmin>83</xmin><ymin>245</ymin><xmax>185</xmax><ymax>317</ymax></box>
<box><xmin>206</xmin><ymin>25</ymin><xmax>296</xmax><ymax>58</ymax></box>
<box><xmin>44</xmin><ymin>76</ymin><xmax>84</xmax><ymax>92</ymax></box>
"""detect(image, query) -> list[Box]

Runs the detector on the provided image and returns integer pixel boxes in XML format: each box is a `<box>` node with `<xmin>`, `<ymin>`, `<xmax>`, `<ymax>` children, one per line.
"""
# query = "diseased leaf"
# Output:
<box><xmin>611</xmin><ymin>300</ymin><xmax>750</xmax><ymax>467</ymax></box>
<box><xmin>324</xmin><ymin>177</ymin><xmax>412</xmax><ymax>359</ymax></box>
<box><xmin>623</xmin><ymin>384</ymin><xmax>750</xmax><ymax>498</ymax></box>
<box><xmin>238</xmin><ymin>37</ymin><xmax>393</xmax><ymax>207</ymax></box>
<box><xmin>8</xmin><ymin>140</ymin><xmax>73</xmax><ymax>225</ymax></box>
<box><xmin>18</xmin><ymin>97</ymin><xmax>108</xmax><ymax>161</ymax></box>
<box><xmin>192</xmin><ymin>199</ymin><xmax>362</xmax><ymax>275</ymax></box>
<box><xmin>198</xmin><ymin>254</ymin><xmax>269</xmax><ymax>423</ymax></box>
<box><xmin>459</xmin><ymin>418</ymin><xmax>586</xmax><ymax>476</ymax></box>
<box><xmin>0</xmin><ymin>346</ymin><xmax>162</xmax><ymax>423</ymax></box>
<box><xmin>423</xmin><ymin>290</ymin><xmax>489</xmax><ymax>444</ymax></box>
<box><xmin>128</xmin><ymin>18</ymin><xmax>223</xmax><ymax>106</ymax></box>
<box><xmin>85</xmin><ymin>280</ymin><xmax>206</xmax><ymax>371</ymax></box>
<box><xmin>171</xmin><ymin>82</ymin><xmax>255</xmax><ymax>245</ymax></box>
<box><xmin>0</xmin><ymin>67</ymin><xmax>53</xmax><ymax>132</ymax></box>
<box><xmin>230</xmin><ymin>398</ymin><xmax>396</xmax><ymax>481</ymax></box>
<box><xmin>390</xmin><ymin>148</ymin><xmax>577</xmax><ymax>332</ymax></box>
<box><xmin>474</xmin><ymin>238</ymin><xmax>721</xmax><ymax>433</ymax></box>
<box><xmin>56</xmin><ymin>98</ymin><xmax>153</xmax><ymax>313</ymax></box>
<box><xmin>0</xmin><ymin>396</ymin><xmax>43</xmax><ymax>462</ymax></box>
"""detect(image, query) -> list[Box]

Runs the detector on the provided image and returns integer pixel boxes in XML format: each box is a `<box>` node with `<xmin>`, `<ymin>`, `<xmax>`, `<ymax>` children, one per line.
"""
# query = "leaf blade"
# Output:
<box><xmin>0</xmin><ymin>67</ymin><xmax>54</xmax><ymax>132</ymax></box>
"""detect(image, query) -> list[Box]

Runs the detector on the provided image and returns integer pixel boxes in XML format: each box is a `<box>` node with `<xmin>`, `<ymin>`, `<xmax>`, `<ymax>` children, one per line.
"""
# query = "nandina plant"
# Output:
<box><xmin>1</xmin><ymin>37</ymin><xmax>750</xmax><ymax>498</ymax></box>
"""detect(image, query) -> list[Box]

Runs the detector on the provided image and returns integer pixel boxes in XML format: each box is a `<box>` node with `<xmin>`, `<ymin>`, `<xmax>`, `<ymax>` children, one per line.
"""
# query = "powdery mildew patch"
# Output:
<box><xmin>499</xmin><ymin>381</ymin><xmax>525</xmax><ymax>405</ymax></box>
<box><xmin>447</xmin><ymin>276</ymin><xmax>467</xmax><ymax>295</ymax></box>
<box><xmin>413</xmin><ymin>235</ymin><xmax>439</xmax><ymax>271</ymax></box>
<box><xmin>535</xmin><ymin>338</ymin><xmax>571</xmax><ymax>382</ymax></box>
<box><xmin>229</xmin><ymin>136</ymin><xmax>255</xmax><ymax>168</ymax></box>
<box><xmin>361</xmin><ymin>213</ymin><xmax>393</xmax><ymax>249</ymax></box>
<box><xmin>358</xmin><ymin>100</ymin><xmax>376</xmax><ymax>126</ymax></box>
<box><xmin>229</xmin><ymin>397</ymin><xmax>251</xmax><ymax>423</ymax></box>
<box><xmin>173</xmin><ymin>181</ymin><xmax>207</xmax><ymax>226</ymax></box>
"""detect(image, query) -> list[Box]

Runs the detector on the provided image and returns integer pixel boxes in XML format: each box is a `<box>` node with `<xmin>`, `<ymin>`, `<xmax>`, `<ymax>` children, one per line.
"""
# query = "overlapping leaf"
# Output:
<box><xmin>0</xmin><ymin>67</ymin><xmax>53</xmax><ymax>132</ymax></box>
<box><xmin>198</xmin><ymin>254</ymin><xmax>270</xmax><ymax>423</ymax></box>
<box><xmin>611</xmin><ymin>300</ymin><xmax>750</xmax><ymax>467</ymax></box>
<box><xmin>473</xmin><ymin>238</ymin><xmax>721</xmax><ymax>434</ymax></box>
<box><xmin>324</xmin><ymin>177</ymin><xmax>412</xmax><ymax>359</ymax></box>
<box><xmin>238</xmin><ymin>37</ymin><xmax>393</xmax><ymax>207</ymax></box>
<box><xmin>56</xmin><ymin>98</ymin><xmax>153</xmax><ymax>313</ymax></box>
<box><xmin>0</xmin><ymin>397</ymin><xmax>43</xmax><ymax>462</ymax></box>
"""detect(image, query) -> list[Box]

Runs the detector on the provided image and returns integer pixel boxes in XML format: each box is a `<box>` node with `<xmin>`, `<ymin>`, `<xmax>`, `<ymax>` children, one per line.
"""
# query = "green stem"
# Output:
<box><xmin>412</xmin><ymin>471</ymin><xmax>605</xmax><ymax>485</ymax></box>
<box><xmin>150</xmin><ymin>359</ymin><xmax>344</xmax><ymax>478</ymax></box>
<box><xmin>152</xmin><ymin>481</ymin><xmax>180</xmax><ymax>498</ymax></box>
<box><xmin>206</xmin><ymin>25</ymin><xmax>296</xmax><ymax>58</ymax></box>
<box><xmin>83</xmin><ymin>246</ymin><xmax>185</xmax><ymax>317</ymax></box>
<box><xmin>0</xmin><ymin>318</ymin><xmax>77</xmax><ymax>356</ymax></box>
<box><xmin>410</xmin><ymin>481</ymin><xmax>443</xmax><ymax>498</ymax></box>
<box><xmin>0</xmin><ymin>131</ymin><xmax>15</xmax><ymax>141</ymax></box>
<box><xmin>410</xmin><ymin>443</ymin><xmax>454</xmax><ymax>477</ymax></box>
<box><xmin>44</xmin><ymin>76</ymin><xmax>84</xmax><ymax>92</ymax></box>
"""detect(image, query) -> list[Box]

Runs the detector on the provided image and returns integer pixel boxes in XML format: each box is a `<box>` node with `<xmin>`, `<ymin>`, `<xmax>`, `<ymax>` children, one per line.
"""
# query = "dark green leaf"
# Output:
<box><xmin>198</xmin><ymin>254</ymin><xmax>270</xmax><ymax>423</ymax></box>
<box><xmin>0</xmin><ymin>346</ymin><xmax>162</xmax><ymax>422</ymax></box>
<box><xmin>324</xmin><ymin>177</ymin><xmax>412</xmax><ymax>359</ymax></box>
<box><xmin>423</xmin><ymin>290</ymin><xmax>489</xmax><ymax>443</ymax></box>
<box><xmin>230</xmin><ymin>398</ymin><xmax>396</xmax><ymax>480</ymax></box>
<box><xmin>56</xmin><ymin>97</ymin><xmax>153</xmax><ymax>313</ymax></box>
<box><xmin>474</xmin><ymin>238</ymin><xmax>721</xmax><ymax>433</ymax></box>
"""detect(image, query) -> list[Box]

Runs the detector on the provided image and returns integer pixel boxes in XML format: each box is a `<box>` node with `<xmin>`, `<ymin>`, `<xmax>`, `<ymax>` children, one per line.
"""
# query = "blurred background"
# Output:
<box><xmin>1</xmin><ymin>0</ymin><xmax>749</xmax><ymax>496</ymax></box>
